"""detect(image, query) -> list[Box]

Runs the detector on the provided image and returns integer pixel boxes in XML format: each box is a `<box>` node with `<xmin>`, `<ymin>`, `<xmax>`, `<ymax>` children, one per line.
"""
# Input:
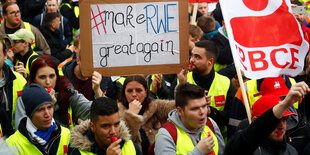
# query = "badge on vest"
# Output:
<box><xmin>214</xmin><ymin>95</ymin><xmax>225</xmax><ymax>107</ymax></box>
<box><xmin>68</xmin><ymin>113</ymin><xmax>72</xmax><ymax>125</ymax></box>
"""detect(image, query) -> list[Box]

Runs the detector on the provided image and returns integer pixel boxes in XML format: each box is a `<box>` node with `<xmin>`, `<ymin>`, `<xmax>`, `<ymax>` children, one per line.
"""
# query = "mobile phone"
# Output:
<box><xmin>292</xmin><ymin>6</ymin><xmax>306</xmax><ymax>14</ymax></box>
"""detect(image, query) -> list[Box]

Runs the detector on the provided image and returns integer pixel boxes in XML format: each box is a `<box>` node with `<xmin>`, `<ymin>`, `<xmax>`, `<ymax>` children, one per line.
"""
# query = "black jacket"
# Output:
<box><xmin>224</xmin><ymin>108</ymin><xmax>298</xmax><ymax>155</ymax></box>
<box><xmin>62</xmin><ymin>59</ymin><xmax>120</xmax><ymax>101</ymax></box>
<box><xmin>39</xmin><ymin>25</ymin><xmax>72</xmax><ymax>62</ymax></box>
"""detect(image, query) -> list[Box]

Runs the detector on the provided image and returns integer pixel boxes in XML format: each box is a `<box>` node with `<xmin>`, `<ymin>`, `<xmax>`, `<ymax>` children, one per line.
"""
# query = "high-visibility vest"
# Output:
<box><xmin>6</xmin><ymin>126</ymin><xmax>70</xmax><ymax>155</ymax></box>
<box><xmin>186</xmin><ymin>72</ymin><xmax>230</xmax><ymax>111</ymax></box>
<box><xmin>245</xmin><ymin>78</ymin><xmax>299</xmax><ymax>109</ymax></box>
<box><xmin>116</xmin><ymin>77</ymin><xmax>126</xmax><ymax>85</ymax></box>
<box><xmin>68</xmin><ymin>106</ymin><xmax>74</xmax><ymax>130</ymax></box>
<box><xmin>23</xmin><ymin>22</ymin><xmax>36</xmax><ymax>50</ymax></box>
<box><xmin>175</xmin><ymin>123</ymin><xmax>219</xmax><ymax>155</ymax></box>
<box><xmin>11</xmin><ymin>71</ymin><xmax>27</xmax><ymax>129</ymax></box>
<box><xmin>15</xmin><ymin>51</ymin><xmax>38</xmax><ymax>75</ymax></box>
<box><xmin>57</xmin><ymin>57</ymin><xmax>73</xmax><ymax>76</ymax></box>
<box><xmin>0</xmin><ymin>123</ymin><xmax>2</xmax><ymax>138</ymax></box>
<box><xmin>214</xmin><ymin>63</ymin><xmax>226</xmax><ymax>72</ymax></box>
<box><xmin>59</xmin><ymin>3</ymin><xmax>79</xmax><ymax>44</ymax></box>
<box><xmin>78</xmin><ymin>140</ymin><xmax>136</xmax><ymax>155</ymax></box>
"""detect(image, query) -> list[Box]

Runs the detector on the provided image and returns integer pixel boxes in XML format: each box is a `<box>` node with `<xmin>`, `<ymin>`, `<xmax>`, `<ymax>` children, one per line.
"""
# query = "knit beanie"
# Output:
<box><xmin>21</xmin><ymin>83</ymin><xmax>53</xmax><ymax>117</ymax></box>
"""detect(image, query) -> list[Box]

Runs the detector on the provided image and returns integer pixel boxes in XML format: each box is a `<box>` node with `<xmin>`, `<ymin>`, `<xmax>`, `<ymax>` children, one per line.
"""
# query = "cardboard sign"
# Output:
<box><xmin>188</xmin><ymin>0</ymin><xmax>219</xmax><ymax>3</ymax></box>
<box><xmin>80</xmin><ymin>0</ymin><xmax>188</xmax><ymax>76</ymax></box>
<box><xmin>220</xmin><ymin>0</ymin><xmax>309</xmax><ymax>79</ymax></box>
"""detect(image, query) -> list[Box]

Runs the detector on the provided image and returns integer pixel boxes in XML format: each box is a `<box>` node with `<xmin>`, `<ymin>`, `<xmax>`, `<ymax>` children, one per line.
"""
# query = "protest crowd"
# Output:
<box><xmin>1</xmin><ymin>0</ymin><xmax>310</xmax><ymax>154</ymax></box>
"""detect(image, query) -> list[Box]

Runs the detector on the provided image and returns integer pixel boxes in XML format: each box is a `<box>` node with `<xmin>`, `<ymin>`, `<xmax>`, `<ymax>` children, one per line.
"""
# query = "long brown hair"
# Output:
<box><xmin>119</xmin><ymin>75</ymin><xmax>151</xmax><ymax>114</ymax></box>
<box><xmin>29</xmin><ymin>55</ymin><xmax>74</xmax><ymax>122</ymax></box>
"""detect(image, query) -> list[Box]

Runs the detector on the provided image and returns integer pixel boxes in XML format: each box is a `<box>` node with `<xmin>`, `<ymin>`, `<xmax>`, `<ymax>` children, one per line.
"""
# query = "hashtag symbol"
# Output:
<box><xmin>91</xmin><ymin>5</ymin><xmax>107</xmax><ymax>35</ymax></box>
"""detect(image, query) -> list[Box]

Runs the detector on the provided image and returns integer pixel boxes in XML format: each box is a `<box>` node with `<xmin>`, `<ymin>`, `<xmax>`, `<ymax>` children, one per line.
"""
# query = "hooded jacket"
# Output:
<box><xmin>69</xmin><ymin>120</ymin><xmax>142</xmax><ymax>155</ymax></box>
<box><xmin>118</xmin><ymin>99</ymin><xmax>175</xmax><ymax>152</ymax></box>
<box><xmin>154</xmin><ymin>109</ymin><xmax>225</xmax><ymax>155</ymax></box>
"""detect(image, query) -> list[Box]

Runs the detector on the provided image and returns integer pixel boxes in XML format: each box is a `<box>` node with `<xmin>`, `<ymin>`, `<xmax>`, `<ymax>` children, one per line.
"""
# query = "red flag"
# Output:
<box><xmin>188</xmin><ymin>0</ymin><xmax>219</xmax><ymax>3</ymax></box>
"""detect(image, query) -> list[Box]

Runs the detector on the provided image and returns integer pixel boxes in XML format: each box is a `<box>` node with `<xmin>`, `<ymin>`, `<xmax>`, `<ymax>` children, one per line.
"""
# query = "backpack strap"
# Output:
<box><xmin>206</xmin><ymin>117</ymin><xmax>215</xmax><ymax>134</ymax></box>
<box><xmin>148</xmin><ymin>122</ymin><xmax>177</xmax><ymax>155</ymax></box>
<box><xmin>161</xmin><ymin>121</ymin><xmax>177</xmax><ymax>144</ymax></box>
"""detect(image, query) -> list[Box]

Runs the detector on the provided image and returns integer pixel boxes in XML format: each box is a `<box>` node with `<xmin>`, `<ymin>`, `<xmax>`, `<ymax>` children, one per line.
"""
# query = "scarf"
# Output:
<box><xmin>26</xmin><ymin>117</ymin><xmax>56</xmax><ymax>147</ymax></box>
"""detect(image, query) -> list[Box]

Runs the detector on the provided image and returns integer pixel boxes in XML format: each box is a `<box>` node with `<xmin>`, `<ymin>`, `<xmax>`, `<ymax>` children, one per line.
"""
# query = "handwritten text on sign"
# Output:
<box><xmin>91</xmin><ymin>2</ymin><xmax>179</xmax><ymax>68</ymax></box>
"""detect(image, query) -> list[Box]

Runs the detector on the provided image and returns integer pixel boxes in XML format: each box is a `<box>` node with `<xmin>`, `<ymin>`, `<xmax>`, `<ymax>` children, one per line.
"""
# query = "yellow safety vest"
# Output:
<box><xmin>11</xmin><ymin>71</ymin><xmax>27</xmax><ymax>129</ymax></box>
<box><xmin>57</xmin><ymin>57</ymin><xmax>73</xmax><ymax>76</ymax></box>
<box><xmin>78</xmin><ymin>140</ymin><xmax>136</xmax><ymax>155</ymax></box>
<box><xmin>23</xmin><ymin>22</ymin><xmax>36</xmax><ymax>50</ymax></box>
<box><xmin>68</xmin><ymin>106</ymin><xmax>74</xmax><ymax>130</ymax></box>
<box><xmin>59</xmin><ymin>3</ymin><xmax>79</xmax><ymax>44</ymax></box>
<box><xmin>214</xmin><ymin>63</ymin><xmax>226</xmax><ymax>72</ymax></box>
<box><xmin>186</xmin><ymin>72</ymin><xmax>230</xmax><ymax>111</ymax></box>
<box><xmin>6</xmin><ymin>126</ymin><xmax>70</xmax><ymax>155</ymax></box>
<box><xmin>15</xmin><ymin>51</ymin><xmax>38</xmax><ymax>75</ymax></box>
<box><xmin>175</xmin><ymin>123</ymin><xmax>219</xmax><ymax>155</ymax></box>
<box><xmin>245</xmin><ymin>78</ymin><xmax>299</xmax><ymax>109</ymax></box>
<box><xmin>116</xmin><ymin>77</ymin><xmax>126</xmax><ymax>85</ymax></box>
<box><xmin>0</xmin><ymin>123</ymin><xmax>2</xmax><ymax>138</ymax></box>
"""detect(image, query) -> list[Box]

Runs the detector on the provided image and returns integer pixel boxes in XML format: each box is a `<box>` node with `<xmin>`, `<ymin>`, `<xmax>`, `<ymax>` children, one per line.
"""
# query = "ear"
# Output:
<box><xmin>90</xmin><ymin>121</ymin><xmax>95</xmax><ymax>132</ymax></box>
<box><xmin>76</xmin><ymin>56</ymin><xmax>80</xmax><ymax>65</ymax></box>
<box><xmin>208</xmin><ymin>57</ymin><xmax>214</xmax><ymax>65</ymax></box>
<box><xmin>177</xmin><ymin>106</ymin><xmax>184</xmax><ymax>118</ymax></box>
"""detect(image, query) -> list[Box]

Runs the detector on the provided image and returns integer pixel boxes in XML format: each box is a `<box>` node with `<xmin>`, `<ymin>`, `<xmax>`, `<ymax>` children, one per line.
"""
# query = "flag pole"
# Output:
<box><xmin>190</xmin><ymin>3</ymin><xmax>199</xmax><ymax>25</ymax></box>
<box><xmin>236</xmin><ymin>66</ymin><xmax>252</xmax><ymax>124</ymax></box>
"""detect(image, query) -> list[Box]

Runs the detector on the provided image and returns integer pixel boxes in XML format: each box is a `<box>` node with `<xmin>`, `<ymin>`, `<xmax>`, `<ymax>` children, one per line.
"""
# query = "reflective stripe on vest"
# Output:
<box><xmin>15</xmin><ymin>51</ymin><xmax>38</xmax><ymax>74</ymax></box>
<box><xmin>6</xmin><ymin>126</ymin><xmax>70</xmax><ymax>155</ymax></box>
<box><xmin>0</xmin><ymin>123</ymin><xmax>2</xmax><ymax>138</ymax></box>
<box><xmin>175</xmin><ymin>123</ymin><xmax>218</xmax><ymax>155</ymax></box>
<box><xmin>213</xmin><ymin>63</ymin><xmax>226</xmax><ymax>72</ymax></box>
<box><xmin>78</xmin><ymin>140</ymin><xmax>136</xmax><ymax>155</ymax></box>
<box><xmin>186</xmin><ymin>72</ymin><xmax>230</xmax><ymax>111</ymax></box>
<box><xmin>11</xmin><ymin>71</ymin><xmax>27</xmax><ymax>129</ymax></box>
<box><xmin>68</xmin><ymin>106</ymin><xmax>74</xmax><ymax>130</ymax></box>
<box><xmin>23</xmin><ymin>22</ymin><xmax>36</xmax><ymax>50</ymax></box>
<box><xmin>57</xmin><ymin>57</ymin><xmax>73</xmax><ymax>76</ymax></box>
<box><xmin>246</xmin><ymin>78</ymin><xmax>299</xmax><ymax>109</ymax></box>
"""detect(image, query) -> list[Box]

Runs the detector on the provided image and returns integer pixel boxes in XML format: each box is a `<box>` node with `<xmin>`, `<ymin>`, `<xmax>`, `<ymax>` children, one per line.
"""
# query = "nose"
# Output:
<box><xmin>190</xmin><ymin>56</ymin><xmax>194</xmax><ymax>64</ymax></box>
<box><xmin>43</xmin><ymin>108</ymin><xmax>52</xmax><ymax>118</ymax></box>
<box><xmin>110</xmin><ymin>126</ymin><xmax>116</xmax><ymax>135</ymax></box>
<box><xmin>132</xmin><ymin>90</ymin><xmax>137</xmax><ymax>97</ymax></box>
<box><xmin>46</xmin><ymin>78</ymin><xmax>51</xmax><ymax>85</ymax></box>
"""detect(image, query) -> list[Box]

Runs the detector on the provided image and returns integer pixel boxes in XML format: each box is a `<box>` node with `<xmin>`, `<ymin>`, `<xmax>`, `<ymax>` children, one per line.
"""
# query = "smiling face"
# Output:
<box><xmin>125</xmin><ymin>81</ymin><xmax>147</xmax><ymax>104</ymax></box>
<box><xmin>177</xmin><ymin>97</ymin><xmax>208</xmax><ymax>130</ymax></box>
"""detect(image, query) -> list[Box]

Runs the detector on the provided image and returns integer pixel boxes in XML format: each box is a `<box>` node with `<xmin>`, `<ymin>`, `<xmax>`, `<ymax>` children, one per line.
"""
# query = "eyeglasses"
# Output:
<box><xmin>12</xmin><ymin>40</ymin><xmax>24</xmax><ymax>44</ymax></box>
<box><xmin>8</xmin><ymin>10</ymin><xmax>20</xmax><ymax>16</ymax></box>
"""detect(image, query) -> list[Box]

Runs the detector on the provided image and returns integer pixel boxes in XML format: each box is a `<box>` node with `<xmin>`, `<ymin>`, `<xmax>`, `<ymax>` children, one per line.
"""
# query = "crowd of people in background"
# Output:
<box><xmin>0</xmin><ymin>0</ymin><xmax>310</xmax><ymax>155</ymax></box>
